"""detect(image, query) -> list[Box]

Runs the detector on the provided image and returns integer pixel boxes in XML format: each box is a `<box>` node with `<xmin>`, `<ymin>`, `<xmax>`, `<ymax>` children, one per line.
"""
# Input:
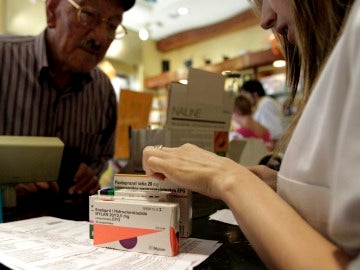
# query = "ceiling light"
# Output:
<box><xmin>273</xmin><ymin>60</ymin><xmax>286</xmax><ymax>68</ymax></box>
<box><xmin>138</xmin><ymin>21</ymin><xmax>162</xmax><ymax>41</ymax></box>
<box><xmin>169</xmin><ymin>7</ymin><xmax>189</xmax><ymax>18</ymax></box>
<box><xmin>179</xmin><ymin>79</ymin><xmax>188</xmax><ymax>85</ymax></box>
<box><xmin>139</xmin><ymin>28</ymin><xmax>150</xmax><ymax>41</ymax></box>
<box><xmin>177</xmin><ymin>7</ymin><xmax>189</xmax><ymax>16</ymax></box>
<box><xmin>222</xmin><ymin>71</ymin><xmax>241</xmax><ymax>78</ymax></box>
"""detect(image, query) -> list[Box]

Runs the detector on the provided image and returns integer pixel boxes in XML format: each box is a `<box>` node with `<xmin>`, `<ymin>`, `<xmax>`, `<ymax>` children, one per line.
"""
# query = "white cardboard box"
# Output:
<box><xmin>113</xmin><ymin>174</ymin><xmax>192</xmax><ymax>237</ymax></box>
<box><xmin>126</xmin><ymin>69</ymin><xmax>233</xmax><ymax>172</ymax></box>
<box><xmin>164</xmin><ymin>68</ymin><xmax>233</xmax><ymax>155</ymax></box>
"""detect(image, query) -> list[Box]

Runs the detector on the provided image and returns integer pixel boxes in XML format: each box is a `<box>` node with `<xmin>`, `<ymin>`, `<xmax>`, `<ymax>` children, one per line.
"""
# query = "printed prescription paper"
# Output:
<box><xmin>0</xmin><ymin>216</ymin><xmax>221</xmax><ymax>270</ymax></box>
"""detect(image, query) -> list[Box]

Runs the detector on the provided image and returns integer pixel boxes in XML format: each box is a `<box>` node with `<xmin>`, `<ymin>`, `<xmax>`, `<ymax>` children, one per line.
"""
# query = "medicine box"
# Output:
<box><xmin>89</xmin><ymin>195</ymin><xmax>180</xmax><ymax>256</ymax></box>
<box><xmin>113</xmin><ymin>174</ymin><xmax>192</xmax><ymax>237</ymax></box>
<box><xmin>164</xmin><ymin>68</ymin><xmax>232</xmax><ymax>156</ymax></box>
<box><xmin>98</xmin><ymin>188</ymin><xmax>172</xmax><ymax>202</ymax></box>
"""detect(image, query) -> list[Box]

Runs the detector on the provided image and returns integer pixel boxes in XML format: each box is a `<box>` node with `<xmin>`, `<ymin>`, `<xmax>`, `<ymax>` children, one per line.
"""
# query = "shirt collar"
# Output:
<box><xmin>34</xmin><ymin>30</ymin><xmax>49</xmax><ymax>74</ymax></box>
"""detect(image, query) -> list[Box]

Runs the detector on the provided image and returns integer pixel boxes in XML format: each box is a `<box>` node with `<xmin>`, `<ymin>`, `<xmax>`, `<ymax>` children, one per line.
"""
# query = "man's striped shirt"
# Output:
<box><xmin>0</xmin><ymin>31</ymin><xmax>117</xmax><ymax>187</ymax></box>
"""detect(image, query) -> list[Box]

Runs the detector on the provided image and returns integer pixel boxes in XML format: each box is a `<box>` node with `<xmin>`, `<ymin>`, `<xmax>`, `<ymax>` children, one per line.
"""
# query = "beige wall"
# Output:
<box><xmin>141</xmin><ymin>39</ymin><xmax>163</xmax><ymax>78</ymax></box>
<box><xmin>0</xmin><ymin>0</ymin><xmax>5</xmax><ymax>33</ymax></box>
<box><xmin>141</xmin><ymin>25</ymin><xmax>272</xmax><ymax>81</ymax></box>
<box><xmin>164</xmin><ymin>25</ymin><xmax>272</xmax><ymax>71</ymax></box>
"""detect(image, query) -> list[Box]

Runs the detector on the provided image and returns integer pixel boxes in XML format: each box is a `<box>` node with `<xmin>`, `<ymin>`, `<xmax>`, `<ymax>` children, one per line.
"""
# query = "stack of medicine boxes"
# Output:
<box><xmin>89</xmin><ymin>174</ymin><xmax>192</xmax><ymax>257</ymax></box>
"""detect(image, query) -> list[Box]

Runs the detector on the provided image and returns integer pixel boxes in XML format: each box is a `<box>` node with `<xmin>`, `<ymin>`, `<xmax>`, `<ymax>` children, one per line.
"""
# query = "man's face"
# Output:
<box><xmin>47</xmin><ymin>0</ymin><xmax>124</xmax><ymax>73</ymax></box>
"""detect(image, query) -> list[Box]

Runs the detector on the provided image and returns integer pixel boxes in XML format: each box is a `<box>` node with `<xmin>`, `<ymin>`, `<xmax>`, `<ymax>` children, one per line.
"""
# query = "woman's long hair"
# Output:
<box><xmin>276</xmin><ymin>0</ymin><xmax>355</xmax><ymax>153</ymax></box>
<box><xmin>249</xmin><ymin>0</ymin><xmax>355</xmax><ymax>155</ymax></box>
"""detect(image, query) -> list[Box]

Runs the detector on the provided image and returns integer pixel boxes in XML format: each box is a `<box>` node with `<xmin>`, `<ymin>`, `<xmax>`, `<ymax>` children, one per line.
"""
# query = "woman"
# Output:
<box><xmin>142</xmin><ymin>0</ymin><xmax>360</xmax><ymax>269</ymax></box>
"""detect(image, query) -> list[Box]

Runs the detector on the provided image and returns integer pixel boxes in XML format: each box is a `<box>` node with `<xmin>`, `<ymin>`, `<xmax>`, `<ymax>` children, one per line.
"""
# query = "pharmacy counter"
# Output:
<box><xmin>2</xmin><ymin>191</ymin><xmax>266</xmax><ymax>269</ymax></box>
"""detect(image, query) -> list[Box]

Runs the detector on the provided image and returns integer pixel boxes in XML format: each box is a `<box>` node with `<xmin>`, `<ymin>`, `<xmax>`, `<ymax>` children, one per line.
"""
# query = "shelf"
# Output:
<box><xmin>145</xmin><ymin>69</ymin><xmax>188</xmax><ymax>89</ymax></box>
<box><xmin>201</xmin><ymin>48</ymin><xmax>284</xmax><ymax>73</ymax></box>
<box><xmin>144</xmin><ymin>48</ymin><xmax>284</xmax><ymax>89</ymax></box>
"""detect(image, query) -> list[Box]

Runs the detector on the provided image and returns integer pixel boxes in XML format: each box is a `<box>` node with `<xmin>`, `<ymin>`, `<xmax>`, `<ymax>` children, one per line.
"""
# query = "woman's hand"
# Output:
<box><xmin>142</xmin><ymin>143</ymin><xmax>252</xmax><ymax>200</ymax></box>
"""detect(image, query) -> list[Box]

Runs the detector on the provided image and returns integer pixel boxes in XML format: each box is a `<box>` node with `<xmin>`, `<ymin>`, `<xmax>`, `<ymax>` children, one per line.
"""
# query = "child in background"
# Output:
<box><xmin>230</xmin><ymin>95</ymin><xmax>273</xmax><ymax>151</ymax></box>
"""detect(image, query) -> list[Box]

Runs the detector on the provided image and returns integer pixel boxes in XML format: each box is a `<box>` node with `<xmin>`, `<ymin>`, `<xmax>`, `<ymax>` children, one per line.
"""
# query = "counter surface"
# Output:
<box><xmin>2</xmin><ymin>190</ymin><xmax>266</xmax><ymax>270</ymax></box>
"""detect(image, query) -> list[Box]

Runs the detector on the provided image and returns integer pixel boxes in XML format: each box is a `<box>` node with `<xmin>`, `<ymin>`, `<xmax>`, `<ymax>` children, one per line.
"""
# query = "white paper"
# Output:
<box><xmin>0</xmin><ymin>216</ymin><xmax>221</xmax><ymax>270</ymax></box>
<box><xmin>209</xmin><ymin>209</ymin><xmax>238</xmax><ymax>226</ymax></box>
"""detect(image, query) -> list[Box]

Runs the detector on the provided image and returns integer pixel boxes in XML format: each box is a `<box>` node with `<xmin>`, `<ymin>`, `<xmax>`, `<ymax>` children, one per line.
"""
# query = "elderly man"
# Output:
<box><xmin>0</xmin><ymin>0</ymin><xmax>135</xmax><ymax>196</ymax></box>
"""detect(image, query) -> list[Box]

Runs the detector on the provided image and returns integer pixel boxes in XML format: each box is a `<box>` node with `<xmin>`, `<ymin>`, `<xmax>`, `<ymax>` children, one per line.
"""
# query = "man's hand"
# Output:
<box><xmin>16</xmin><ymin>182</ymin><xmax>59</xmax><ymax>196</ymax></box>
<box><xmin>68</xmin><ymin>163</ymin><xmax>100</xmax><ymax>195</ymax></box>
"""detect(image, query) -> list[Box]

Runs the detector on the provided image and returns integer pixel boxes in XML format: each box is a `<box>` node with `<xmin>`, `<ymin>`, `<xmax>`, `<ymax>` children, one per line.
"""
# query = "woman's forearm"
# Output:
<box><xmin>219</xmin><ymin>172</ymin><xmax>351</xmax><ymax>270</ymax></box>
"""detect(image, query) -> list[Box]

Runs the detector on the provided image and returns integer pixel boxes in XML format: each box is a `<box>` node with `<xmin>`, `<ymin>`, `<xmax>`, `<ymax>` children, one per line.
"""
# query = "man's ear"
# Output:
<box><xmin>46</xmin><ymin>0</ymin><xmax>60</xmax><ymax>28</ymax></box>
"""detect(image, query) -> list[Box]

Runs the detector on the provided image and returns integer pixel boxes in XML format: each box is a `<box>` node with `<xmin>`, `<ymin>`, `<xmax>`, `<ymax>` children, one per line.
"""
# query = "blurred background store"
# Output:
<box><xmin>0</xmin><ymin>0</ymin><xmax>299</xmax><ymax>169</ymax></box>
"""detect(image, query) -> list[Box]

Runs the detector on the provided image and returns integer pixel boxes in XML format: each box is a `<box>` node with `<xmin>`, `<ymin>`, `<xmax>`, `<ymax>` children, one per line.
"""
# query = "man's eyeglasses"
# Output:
<box><xmin>67</xmin><ymin>0</ymin><xmax>127</xmax><ymax>40</ymax></box>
